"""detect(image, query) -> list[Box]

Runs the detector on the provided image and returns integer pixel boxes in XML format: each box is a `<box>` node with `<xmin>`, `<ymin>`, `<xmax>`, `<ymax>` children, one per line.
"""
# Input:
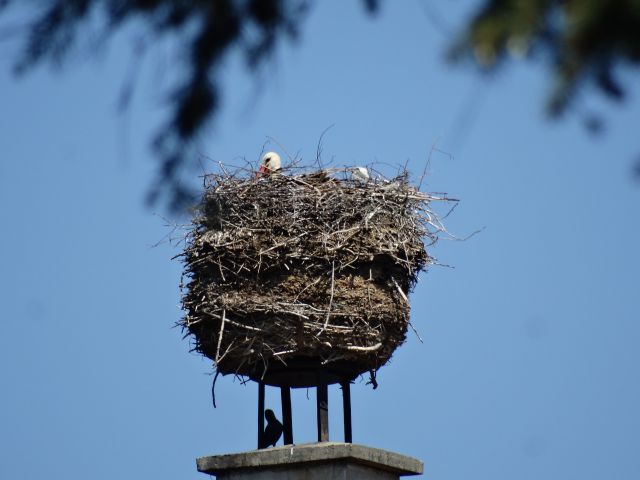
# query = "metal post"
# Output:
<box><xmin>258</xmin><ymin>382</ymin><xmax>265</xmax><ymax>449</ymax></box>
<box><xmin>316</xmin><ymin>384</ymin><xmax>329</xmax><ymax>442</ymax></box>
<box><xmin>281</xmin><ymin>386</ymin><xmax>293</xmax><ymax>445</ymax></box>
<box><xmin>341</xmin><ymin>381</ymin><xmax>352</xmax><ymax>443</ymax></box>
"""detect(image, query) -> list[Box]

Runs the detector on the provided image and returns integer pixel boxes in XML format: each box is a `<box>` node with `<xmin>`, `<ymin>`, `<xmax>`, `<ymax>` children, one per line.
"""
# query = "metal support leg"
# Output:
<box><xmin>341</xmin><ymin>381</ymin><xmax>352</xmax><ymax>443</ymax></box>
<box><xmin>281</xmin><ymin>386</ymin><xmax>293</xmax><ymax>445</ymax></box>
<box><xmin>317</xmin><ymin>384</ymin><xmax>329</xmax><ymax>442</ymax></box>
<box><xmin>258</xmin><ymin>382</ymin><xmax>265</xmax><ymax>449</ymax></box>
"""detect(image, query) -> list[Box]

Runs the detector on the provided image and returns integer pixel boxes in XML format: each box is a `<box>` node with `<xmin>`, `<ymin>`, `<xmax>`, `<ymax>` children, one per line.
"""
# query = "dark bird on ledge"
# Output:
<box><xmin>260</xmin><ymin>409</ymin><xmax>284</xmax><ymax>449</ymax></box>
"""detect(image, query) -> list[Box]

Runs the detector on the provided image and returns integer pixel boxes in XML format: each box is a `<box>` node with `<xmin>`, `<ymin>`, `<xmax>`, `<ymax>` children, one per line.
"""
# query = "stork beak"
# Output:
<box><xmin>259</xmin><ymin>164</ymin><xmax>267</xmax><ymax>173</ymax></box>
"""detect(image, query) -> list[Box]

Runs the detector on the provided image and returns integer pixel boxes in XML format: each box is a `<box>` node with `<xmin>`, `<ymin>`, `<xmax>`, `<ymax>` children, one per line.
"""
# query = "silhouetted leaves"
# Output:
<box><xmin>2</xmin><ymin>0</ymin><xmax>640</xmax><ymax>209</ymax></box>
<box><xmin>583</xmin><ymin>114</ymin><xmax>605</xmax><ymax>136</ymax></box>
<box><xmin>2</xmin><ymin>0</ymin><xmax>309</xmax><ymax>210</ymax></box>
<box><xmin>451</xmin><ymin>0</ymin><xmax>640</xmax><ymax>117</ymax></box>
<box><xmin>363</xmin><ymin>0</ymin><xmax>380</xmax><ymax>15</ymax></box>
<box><xmin>632</xmin><ymin>156</ymin><xmax>640</xmax><ymax>180</ymax></box>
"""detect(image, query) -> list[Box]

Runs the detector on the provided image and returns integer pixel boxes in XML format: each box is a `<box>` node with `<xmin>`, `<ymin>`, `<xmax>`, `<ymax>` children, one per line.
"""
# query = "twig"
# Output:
<box><xmin>215</xmin><ymin>310</ymin><xmax>226</xmax><ymax>363</ymax></box>
<box><xmin>366</xmin><ymin>370</ymin><xmax>378</xmax><ymax>389</ymax></box>
<box><xmin>344</xmin><ymin>343</ymin><xmax>382</xmax><ymax>351</ymax></box>
<box><xmin>408</xmin><ymin>321</ymin><xmax>424</xmax><ymax>343</ymax></box>
<box><xmin>315</xmin><ymin>124</ymin><xmax>335</xmax><ymax>168</ymax></box>
<box><xmin>321</xmin><ymin>261</ymin><xmax>336</xmax><ymax>332</ymax></box>
<box><xmin>211</xmin><ymin>370</ymin><xmax>220</xmax><ymax>408</ymax></box>
<box><xmin>391</xmin><ymin>277</ymin><xmax>409</xmax><ymax>304</ymax></box>
<box><xmin>273</xmin><ymin>349</ymin><xmax>296</xmax><ymax>357</ymax></box>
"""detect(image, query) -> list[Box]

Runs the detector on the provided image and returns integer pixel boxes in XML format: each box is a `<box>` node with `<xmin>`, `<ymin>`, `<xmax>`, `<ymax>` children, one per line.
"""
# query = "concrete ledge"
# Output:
<box><xmin>197</xmin><ymin>442</ymin><xmax>423</xmax><ymax>477</ymax></box>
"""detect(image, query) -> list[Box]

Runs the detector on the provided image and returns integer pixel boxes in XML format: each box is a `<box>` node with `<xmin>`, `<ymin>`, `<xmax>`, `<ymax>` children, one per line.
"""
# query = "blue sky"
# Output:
<box><xmin>1</xmin><ymin>2</ymin><xmax>639</xmax><ymax>479</ymax></box>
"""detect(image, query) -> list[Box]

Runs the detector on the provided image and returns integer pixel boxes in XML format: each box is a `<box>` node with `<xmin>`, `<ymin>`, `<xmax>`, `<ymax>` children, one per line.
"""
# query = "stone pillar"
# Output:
<box><xmin>197</xmin><ymin>442</ymin><xmax>423</xmax><ymax>480</ymax></box>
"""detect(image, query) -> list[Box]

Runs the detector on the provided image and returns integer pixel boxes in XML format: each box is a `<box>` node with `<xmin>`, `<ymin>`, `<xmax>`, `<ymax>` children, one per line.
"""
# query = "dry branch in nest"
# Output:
<box><xmin>179</xmin><ymin>166</ymin><xmax>453</xmax><ymax>386</ymax></box>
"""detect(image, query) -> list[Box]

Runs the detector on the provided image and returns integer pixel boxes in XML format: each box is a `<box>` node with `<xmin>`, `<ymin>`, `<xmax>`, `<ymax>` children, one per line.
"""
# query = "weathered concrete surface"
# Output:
<box><xmin>196</xmin><ymin>442</ymin><xmax>423</xmax><ymax>479</ymax></box>
<box><xmin>203</xmin><ymin>462</ymin><xmax>400</xmax><ymax>480</ymax></box>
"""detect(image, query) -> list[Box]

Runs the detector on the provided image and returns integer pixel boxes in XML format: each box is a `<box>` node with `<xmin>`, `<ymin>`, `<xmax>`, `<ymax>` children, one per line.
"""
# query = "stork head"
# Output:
<box><xmin>350</xmin><ymin>166</ymin><xmax>370</xmax><ymax>182</ymax></box>
<box><xmin>259</xmin><ymin>152</ymin><xmax>282</xmax><ymax>174</ymax></box>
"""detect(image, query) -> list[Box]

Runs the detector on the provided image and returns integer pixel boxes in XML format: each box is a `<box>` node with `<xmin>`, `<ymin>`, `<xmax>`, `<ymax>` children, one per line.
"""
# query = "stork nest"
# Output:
<box><xmin>180</xmin><ymin>167</ymin><xmax>452</xmax><ymax>385</ymax></box>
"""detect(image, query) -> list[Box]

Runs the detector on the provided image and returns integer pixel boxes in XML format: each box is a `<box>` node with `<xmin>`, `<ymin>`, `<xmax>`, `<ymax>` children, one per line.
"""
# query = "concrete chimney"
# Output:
<box><xmin>197</xmin><ymin>442</ymin><xmax>423</xmax><ymax>480</ymax></box>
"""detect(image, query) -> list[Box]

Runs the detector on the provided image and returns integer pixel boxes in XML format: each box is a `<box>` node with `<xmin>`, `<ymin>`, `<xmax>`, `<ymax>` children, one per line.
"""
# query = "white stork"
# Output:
<box><xmin>258</xmin><ymin>151</ymin><xmax>282</xmax><ymax>175</ymax></box>
<box><xmin>350</xmin><ymin>166</ymin><xmax>370</xmax><ymax>182</ymax></box>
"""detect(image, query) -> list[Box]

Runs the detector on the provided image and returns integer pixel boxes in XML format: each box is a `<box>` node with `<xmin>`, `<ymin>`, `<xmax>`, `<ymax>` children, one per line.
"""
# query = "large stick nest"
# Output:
<box><xmin>180</xmin><ymin>167</ymin><xmax>451</xmax><ymax>386</ymax></box>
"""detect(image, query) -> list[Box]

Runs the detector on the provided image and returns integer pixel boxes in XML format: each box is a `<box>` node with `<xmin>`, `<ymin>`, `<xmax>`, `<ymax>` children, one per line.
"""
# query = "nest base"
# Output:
<box><xmin>243</xmin><ymin>357</ymin><xmax>361</xmax><ymax>388</ymax></box>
